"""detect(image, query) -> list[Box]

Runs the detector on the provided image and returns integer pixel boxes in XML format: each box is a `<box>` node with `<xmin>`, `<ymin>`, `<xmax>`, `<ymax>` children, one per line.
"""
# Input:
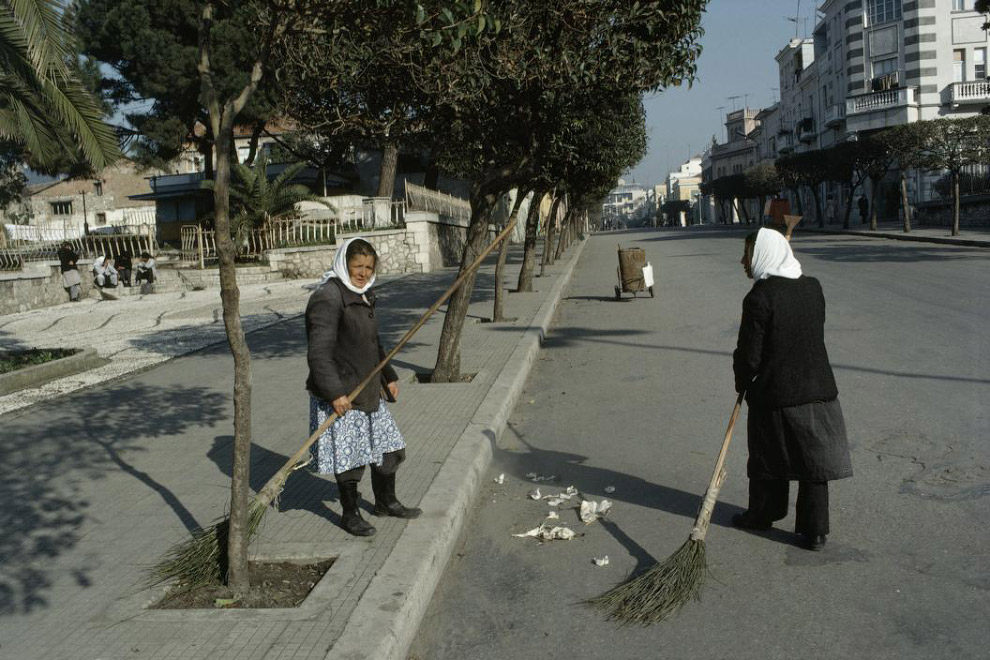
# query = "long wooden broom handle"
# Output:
<box><xmin>689</xmin><ymin>390</ymin><xmax>746</xmax><ymax>542</ymax></box>
<box><xmin>255</xmin><ymin>216</ymin><xmax>521</xmax><ymax>505</ymax></box>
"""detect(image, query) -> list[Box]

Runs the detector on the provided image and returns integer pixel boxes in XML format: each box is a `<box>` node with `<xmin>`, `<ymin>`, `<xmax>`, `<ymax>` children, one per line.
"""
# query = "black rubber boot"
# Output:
<box><xmin>371</xmin><ymin>471</ymin><xmax>422</xmax><ymax>519</ymax></box>
<box><xmin>338</xmin><ymin>481</ymin><xmax>376</xmax><ymax>536</ymax></box>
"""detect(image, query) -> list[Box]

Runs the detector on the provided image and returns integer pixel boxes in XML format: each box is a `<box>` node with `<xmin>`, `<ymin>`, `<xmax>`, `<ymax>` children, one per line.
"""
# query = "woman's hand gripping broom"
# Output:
<box><xmin>587</xmin><ymin>390</ymin><xmax>746</xmax><ymax>624</ymax></box>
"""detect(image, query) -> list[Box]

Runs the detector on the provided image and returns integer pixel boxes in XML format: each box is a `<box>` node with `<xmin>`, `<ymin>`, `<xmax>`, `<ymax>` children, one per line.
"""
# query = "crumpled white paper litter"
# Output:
<box><xmin>604</xmin><ymin>486</ymin><xmax>615</xmax><ymax>494</ymax></box>
<box><xmin>528</xmin><ymin>488</ymin><xmax>542</xmax><ymax>500</ymax></box>
<box><xmin>579</xmin><ymin>499</ymin><xmax>613</xmax><ymax>524</ymax></box>
<box><xmin>545</xmin><ymin>497</ymin><xmax>564</xmax><ymax>507</ymax></box>
<box><xmin>494</xmin><ymin>473</ymin><xmax>505</xmax><ymax>484</ymax></box>
<box><xmin>512</xmin><ymin>524</ymin><xmax>576</xmax><ymax>541</ymax></box>
<box><xmin>525</xmin><ymin>473</ymin><xmax>558</xmax><ymax>482</ymax></box>
<box><xmin>593</xmin><ymin>556</ymin><xmax>610</xmax><ymax>567</ymax></box>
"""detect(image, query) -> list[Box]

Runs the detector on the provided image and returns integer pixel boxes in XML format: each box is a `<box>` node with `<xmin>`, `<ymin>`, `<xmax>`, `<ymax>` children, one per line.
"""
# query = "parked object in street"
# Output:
<box><xmin>614</xmin><ymin>245</ymin><xmax>654</xmax><ymax>299</ymax></box>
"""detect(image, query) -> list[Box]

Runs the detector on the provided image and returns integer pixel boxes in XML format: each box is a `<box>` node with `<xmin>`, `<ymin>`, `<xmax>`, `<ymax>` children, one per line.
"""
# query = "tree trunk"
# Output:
<box><xmin>900</xmin><ymin>171</ymin><xmax>912</xmax><ymax>233</ymax></box>
<box><xmin>869</xmin><ymin>176</ymin><xmax>881</xmax><ymax>231</ymax></box>
<box><xmin>554</xmin><ymin>208</ymin><xmax>572</xmax><ymax>261</ymax></box>
<box><xmin>200</xmin><ymin>139</ymin><xmax>214</xmax><ymax>180</ymax></box>
<box><xmin>243</xmin><ymin>120</ymin><xmax>265</xmax><ymax>166</ymax></box>
<box><xmin>842</xmin><ymin>183</ymin><xmax>855</xmax><ymax>229</ymax></box>
<box><xmin>432</xmin><ymin>187</ymin><xmax>497</xmax><ymax>382</ymax></box>
<box><xmin>492</xmin><ymin>192</ymin><xmax>526</xmax><ymax>322</ymax></box>
<box><xmin>423</xmin><ymin>159</ymin><xmax>440</xmax><ymax>191</ymax></box>
<box><xmin>810</xmin><ymin>186</ymin><xmax>823</xmax><ymax>229</ymax></box>
<box><xmin>377</xmin><ymin>141</ymin><xmax>399</xmax><ymax>198</ymax></box>
<box><xmin>214</xmin><ymin>112</ymin><xmax>253</xmax><ymax>592</ymax></box>
<box><xmin>952</xmin><ymin>170</ymin><xmax>960</xmax><ymax>236</ymax></box>
<box><xmin>516</xmin><ymin>192</ymin><xmax>541</xmax><ymax>292</ymax></box>
<box><xmin>734</xmin><ymin>198</ymin><xmax>750</xmax><ymax>224</ymax></box>
<box><xmin>541</xmin><ymin>195</ymin><xmax>562</xmax><ymax>274</ymax></box>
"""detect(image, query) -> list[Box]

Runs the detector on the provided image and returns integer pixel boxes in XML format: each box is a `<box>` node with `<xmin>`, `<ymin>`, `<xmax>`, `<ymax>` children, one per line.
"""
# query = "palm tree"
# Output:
<box><xmin>203</xmin><ymin>150</ymin><xmax>329</xmax><ymax>240</ymax></box>
<box><xmin>0</xmin><ymin>0</ymin><xmax>119</xmax><ymax>171</ymax></box>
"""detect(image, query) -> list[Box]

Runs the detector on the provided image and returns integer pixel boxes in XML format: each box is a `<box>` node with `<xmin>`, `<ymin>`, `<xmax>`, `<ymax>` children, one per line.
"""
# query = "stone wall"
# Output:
<box><xmin>0</xmin><ymin>261</ymin><xmax>94</xmax><ymax>315</ymax></box>
<box><xmin>266</xmin><ymin>245</ymin><xmax>337</xmax><ymax>279</ymax></box>
<box><xmin>915</xmin><ymin>195</ymin><xmax>990</xmax><ymax>228</ymax></box>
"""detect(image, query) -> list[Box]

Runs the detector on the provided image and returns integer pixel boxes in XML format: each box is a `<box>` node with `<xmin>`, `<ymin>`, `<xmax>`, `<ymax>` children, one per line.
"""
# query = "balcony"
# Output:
<box><xmin>824</xmin><ymin>103</ymin><xmax>846</xmax><ymax>127</ymax></box>
<box><xmin>797</xmin><ymin>118</ymin><xmax>816</xmax><ymax>143</ymax></box>
<box><xmin>949</xmin><ymin>80</ymin><xmax>990</xmax><ymax>107</ymax></box>
<box><xmin>846</xmin><ymin>86</ymin><xmax>918</xmax><ymax>116</ymax></box>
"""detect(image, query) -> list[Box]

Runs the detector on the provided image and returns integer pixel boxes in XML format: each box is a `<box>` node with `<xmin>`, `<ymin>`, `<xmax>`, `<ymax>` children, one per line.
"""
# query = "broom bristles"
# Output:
<box><xmin>587</xmin><ymin>538</ymin><xmax>707</xmax><ymax>625</ymax></box>
<box><xmin>149</xmin><ymin>499</ymin><xmax>269</xmax><ymax>591</ymax></box>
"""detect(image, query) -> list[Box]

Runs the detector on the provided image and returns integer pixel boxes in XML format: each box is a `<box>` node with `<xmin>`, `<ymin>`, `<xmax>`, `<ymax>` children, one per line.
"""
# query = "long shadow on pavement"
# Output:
<box><xmin>0</xmin><ymin>384</ymin><xmax>227</xmax><ymax>615</ymax></box>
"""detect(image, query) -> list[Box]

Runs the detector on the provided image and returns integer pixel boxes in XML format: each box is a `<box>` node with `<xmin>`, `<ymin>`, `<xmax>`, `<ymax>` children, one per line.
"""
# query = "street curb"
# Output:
<box><xmin>0</xmin><ymin>347</ymin><xmax>107</xmax><ymax>396</ymax></box>
<box><xmin>800</xmin><ymin>226</ymin><xmax>990</xmax><ymax>248</ymax></box>
<box><xmin>325</xmin><ymin>239</ymin><xmax>588</xmax><ymax>660</ymax></box>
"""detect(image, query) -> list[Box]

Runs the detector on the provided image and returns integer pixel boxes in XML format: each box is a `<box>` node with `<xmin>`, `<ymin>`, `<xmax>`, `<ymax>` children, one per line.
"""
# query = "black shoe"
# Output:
<box><xmin>371</xmin><ymin>472</ymin><xmax>422</xmax><ymax>519</ymax></box>
<box><xmin>797</xmin><ymin>533</ymin><xmax>827</xmax><ymax>551</ymax></box>
<box><xmin>732</xmin><ymin>512</ymin><xmax>773</xmax><ymax>531</ymax></box>
<box><xmin>337</xmin><ymin>481</ymin><xmax>376</xmax><ymax>536</ymax></box>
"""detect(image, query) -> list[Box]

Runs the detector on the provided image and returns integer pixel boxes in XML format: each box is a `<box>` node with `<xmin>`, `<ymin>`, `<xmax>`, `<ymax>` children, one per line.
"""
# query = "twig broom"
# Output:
<box><xmin>587</xmin><ymin>391</ymin><xmax>745</xmax><ymax>624</ymax></box>
<box><xmin>151</xmin><ymin>218</ymin><xmax>521</xmax><ymax>590</ymax></box>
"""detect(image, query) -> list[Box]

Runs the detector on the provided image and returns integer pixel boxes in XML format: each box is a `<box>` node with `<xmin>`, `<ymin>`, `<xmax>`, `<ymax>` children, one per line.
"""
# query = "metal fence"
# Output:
<box><xmin>2</xmin><ymin>225</ymin><xmax>158</xmax><ymax>266</ymax></box>
<box><xmin>180</xmin><ymin>218</ymin><xmax>336</xmax><ymax>265</ymax></box>
<box><xmin>0</xmin><ymin>249</ymin><xmax>24</xmax><ymax>272</ymax></box>
<box><xmin>404</xmin><ymin>181</ymin><xmax>472</xmax><ymax>223</ymax></box>
<box><xmin>926</xmin><ymin>164</ymin><xmax>990</xmax><ymax>201</ymax></box>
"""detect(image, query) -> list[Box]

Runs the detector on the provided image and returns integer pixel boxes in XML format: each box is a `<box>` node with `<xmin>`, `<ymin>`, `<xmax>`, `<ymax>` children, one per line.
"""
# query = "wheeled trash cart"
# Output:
<box><xmin>614</xmin><ymin>245</ymin><xmax>654</xmax><ymax>299</ymax></box>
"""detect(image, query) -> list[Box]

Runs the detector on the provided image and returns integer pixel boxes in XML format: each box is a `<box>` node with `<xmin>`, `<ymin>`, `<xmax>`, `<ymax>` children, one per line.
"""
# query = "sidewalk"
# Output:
<box><xmin>0</xmin><ymin>239</ymin><xmax>585</xmax><ymax>660</ymax></box>
<box><xmin>796</xmin><ymin>221</ymin><xmax>990</xmax><ymax>248</ymax></box>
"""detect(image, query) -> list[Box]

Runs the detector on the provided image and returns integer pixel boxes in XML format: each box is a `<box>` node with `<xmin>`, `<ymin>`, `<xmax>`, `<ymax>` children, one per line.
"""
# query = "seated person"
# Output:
<box><xmin>135</xmin><ymin>251</ymin><xmax>157</xmax><ymax>285</ymax></box>
<box><xmin>92</xmin><ymin>255</ymin><xmax>119</xmax><ymax>288</ymax></box>
<box><xmin>116</xmin><ymin>251</ymin><xmax>133</xmax><ymax>287</ymax></box>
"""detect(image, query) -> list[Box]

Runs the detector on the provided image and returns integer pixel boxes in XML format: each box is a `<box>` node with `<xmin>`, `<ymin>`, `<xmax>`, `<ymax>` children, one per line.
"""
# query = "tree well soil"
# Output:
<box><xmin>0</xmin><ymin>348</ymin><xmax>79</xmax><ymax>374</ymax></box>
<box><xmin>152</xmin><ymin>559</ymin><xmax>334</xmax><ymax>609</ymax></box>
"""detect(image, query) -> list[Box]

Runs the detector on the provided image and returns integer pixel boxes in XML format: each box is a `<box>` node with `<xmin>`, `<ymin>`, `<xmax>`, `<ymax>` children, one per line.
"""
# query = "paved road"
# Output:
<box><xmin>409</xmin><ymin>226</ymin><xmax>990</xmax><ymax>660</ymax></box>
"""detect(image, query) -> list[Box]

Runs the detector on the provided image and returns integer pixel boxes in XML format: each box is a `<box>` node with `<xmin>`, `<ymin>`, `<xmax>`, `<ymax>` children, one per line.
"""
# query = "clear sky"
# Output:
<box><xmin>624</xmin><ymin>0</ymin><xmax>820</xmax><ymax>187</ymax></box>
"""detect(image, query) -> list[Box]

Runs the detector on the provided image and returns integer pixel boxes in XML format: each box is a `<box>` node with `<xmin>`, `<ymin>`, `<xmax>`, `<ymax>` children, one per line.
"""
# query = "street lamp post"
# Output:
<box><xmin>79</xmin><ymin>190</ymin><xmax>89</xmax><ymax>236</ymax></box>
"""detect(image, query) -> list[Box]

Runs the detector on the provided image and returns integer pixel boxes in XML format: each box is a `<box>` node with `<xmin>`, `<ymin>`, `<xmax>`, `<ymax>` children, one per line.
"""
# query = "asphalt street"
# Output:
<box><xmin>409</xmin><ymin>226</ymin><xmax>990</xmax><ymax>660</ymax></box>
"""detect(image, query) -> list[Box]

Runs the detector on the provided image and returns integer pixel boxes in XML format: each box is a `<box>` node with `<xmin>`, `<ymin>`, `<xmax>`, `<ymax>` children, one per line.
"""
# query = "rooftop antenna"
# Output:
<box><xmin>716</xmin><ymin>106</ymin><xmax>726</xmax><ymax>142</ymax></box>
<box><xmin>743</xmin><ymin>93</ymin><xmax>751</xmax><ymax>110</ymax></box>
<box><xmin>727</xmin><ymin>95</ymin><xmax>741</xmax><ymax>111</ymax></box>
<box><xmin>784</xmin><ymin>0</ymin><xmax>801</xmax><ymax>39</ymax></box>
<box><xmin>771</xmin><ymin>87</ymin><xmax>779</xmax><ymax>103</ymax></box>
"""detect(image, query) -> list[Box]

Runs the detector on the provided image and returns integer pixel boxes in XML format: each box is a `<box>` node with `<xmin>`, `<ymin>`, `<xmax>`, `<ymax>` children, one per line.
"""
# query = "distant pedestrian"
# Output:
<box><xmin>92</xmin><ymin>255</ymin><xmax>118</xmax><ymax>288</ymax></box>
<box><xmin>57</xmin><ymin>242</ymin><xmax>81</xmax><ymax>302</ymax></box>
<box><xmin>135</xmin><ymin>251</ymin><xmax>156</xmax><ymax>285</ymax></box>
<box><xmin>824</xmin><ymin>195</ymin><xmax>837</xmax><ymax>225</ymax></box>
<box><xmin>732</xmin><ymin>228</ymin><xmax>852</xmax><ymax>551</ymax></box>
<box><xmin>857</xmin><ymin>195</ymin><xmax>869</xmax><ymax>225</ymax></box>
<box><xmin>306</xmin><ymin>237</ymin><xmax>420</xmax><ymax>537</ymax></box>
<box><xmin>116</xmin><ymin>251</ymin><xmax>133</xmax><ymax>287</ymax></box>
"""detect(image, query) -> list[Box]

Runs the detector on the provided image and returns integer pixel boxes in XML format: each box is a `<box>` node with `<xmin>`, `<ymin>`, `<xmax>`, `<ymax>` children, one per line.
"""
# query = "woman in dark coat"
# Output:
<box><xmin>733</xmin><ymin>228</ymin><xmax>852</xmax><ymax>551</ymax></box>
<box><xmin>306</xmin><ymin>237</ymin><xmax>421</xmax><ymax>537</ymax></box>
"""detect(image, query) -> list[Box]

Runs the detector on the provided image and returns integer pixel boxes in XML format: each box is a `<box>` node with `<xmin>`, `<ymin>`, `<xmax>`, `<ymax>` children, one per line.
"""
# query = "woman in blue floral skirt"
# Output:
<box><xmin>305</xmin><ymin>237</ymin><xmax>421</xmax><ymax>536</ymax></box>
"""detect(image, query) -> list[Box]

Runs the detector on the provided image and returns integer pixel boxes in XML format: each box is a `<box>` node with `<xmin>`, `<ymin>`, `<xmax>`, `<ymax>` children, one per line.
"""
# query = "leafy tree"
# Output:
<box><xmin>743</xmin><ymin>161</ymin><xmax>781</xmax><ymax>222</ymax></box>
<box><xmin>421</xmin><ymin>0</ymin><xmax>706</xmax><ymax>382</ymax></box>
<box><xmin>788</xmin><ymin>150</ymin><xmax>831</xmax><ymax>228</ymax></box>
<box><xmin>75</xmin><ymin>0</ymin><xmax>278</xmax><ymax>173</ymax></box>
<box><xmin>0</xmin><ymin>146</ymin><xmax>27</xmax><ymax>210</ymax></box>
<box><xmin>878</xmin><ymin>122</ymin><xmax>928</xmax><ymax>233</ymax></box>
<box><xmin>0</xmin><ymin>0</ymin><xmax>118</xmax><ymax>171</ymax></box>
<box><xmin>915</xmin><ymin>116</ymin><xmax>990</xmax><ymax>236</ymax></box>
<box><xmin>822</xmin><ymin>142</ymin><xmax>868</xmax><ymax>228</ymax></box>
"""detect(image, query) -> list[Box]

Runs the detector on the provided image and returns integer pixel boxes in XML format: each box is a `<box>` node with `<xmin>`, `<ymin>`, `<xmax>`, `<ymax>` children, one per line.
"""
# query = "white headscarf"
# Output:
<box><xmin>318</xmin><ymin>237</ymin><xmax>377</xmax><ymax>294</ymax></box>
<box><xmin>92</xmin><ymin>255</ymin><xmax>106</xmax><ymax>272</ymax></box>
<box><xmin>750</xmin><ymin>228</ymin><xmax>802</xmax><ymax>281</ymax></box>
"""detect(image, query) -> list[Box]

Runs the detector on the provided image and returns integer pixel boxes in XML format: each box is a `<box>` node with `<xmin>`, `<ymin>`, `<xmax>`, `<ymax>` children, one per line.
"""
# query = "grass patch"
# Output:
<box><xmin>0</xmin><ymin>348</ymin><xmax>80</xmax><ymax>374</ymax></box>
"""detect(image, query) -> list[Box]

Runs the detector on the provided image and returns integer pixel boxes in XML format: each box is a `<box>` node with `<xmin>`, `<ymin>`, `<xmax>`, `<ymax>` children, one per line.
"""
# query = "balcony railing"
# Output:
<box><xmin>949</xmin><ymin>80</ymin><xmax>990</xmax><ymax>106</ymax></box>
<box><xmin>797</xmin><ymin>118</ymin><xmax>816</xmax><ymax>143</ymax></box>
<box><xmin>824</xmin><ymin>103</ymin><xmax>846</xmax><ymax>127</ymax></box>
<box><xmin>778</xmin><ymin>133</ymin><xmax>795</xmax><ymax>153</ymax></box>
<box><xmin>846</xmin><ymin>86</ymin><xmax>917</xmax><ymax>115</ymax></box>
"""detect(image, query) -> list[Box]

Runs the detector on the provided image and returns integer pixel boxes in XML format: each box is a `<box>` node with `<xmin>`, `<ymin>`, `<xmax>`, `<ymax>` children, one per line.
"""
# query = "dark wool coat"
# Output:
<box><xmin>57</xmin><ymin>247</ymin><xmax>79</xmax><ymax>273</ymax></box>
<box><xmin>734</xmin><ymin>275</ymin><xmax>852</xmax><ymax>481</ymax></box>
<box><xmin>305</xmin><ymin>278</ymin><xmax>398</xmax><ymax>413</ymax></box>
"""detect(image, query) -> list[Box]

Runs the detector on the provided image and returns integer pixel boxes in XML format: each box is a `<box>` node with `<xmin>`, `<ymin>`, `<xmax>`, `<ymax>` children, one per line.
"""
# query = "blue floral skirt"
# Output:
<box><xmin>309</xmin><ymin>395</ymin><xmax>406</xmax><ymax>475</ymax></box>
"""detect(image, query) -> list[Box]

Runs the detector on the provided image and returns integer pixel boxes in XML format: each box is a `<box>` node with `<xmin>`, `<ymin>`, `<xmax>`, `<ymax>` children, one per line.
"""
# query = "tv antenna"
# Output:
<box><xmin>771</xmin><ymin>87</ymin><xmax>779</xmax><ymax>103</ymax></box>
<box><xmin>727</xmin><ymin>95</ymin><xmax>741</xmax><ymax>111</ymax></box>
<box><xmin>785</xmin><ymin>0</ymin><xmax>803</xmax><ymax>38</ymax></box>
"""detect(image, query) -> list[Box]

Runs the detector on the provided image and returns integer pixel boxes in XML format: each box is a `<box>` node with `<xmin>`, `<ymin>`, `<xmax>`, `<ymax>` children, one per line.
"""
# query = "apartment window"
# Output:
<box><xmin>96</xmin><ymin>212</ymin><xmax>107</xmax><ymax>226</ymax></box>
<box><xmin>50</xmin><ymin>201</ymin><xmax>73</xmax><ymax>215</ymax></box>
<box><xmin>874</xmin><ymin>57</ymin><xmax>898</xmax><ymax>77</ymax></box>
<box><xmin>867</xmin><ymin>0</ymin><xmax>902</xmax><ymax>25</ymax></box>
<box><xmin>954</xmin><ymin>49</ymin><xmax>966</xmax><ymax>83</ymax></box>
<box><xmin>93</xmin><ymin>181</ymin><xmax>103</xmax><ymax>196</ymax></box>
<box><xmin>952</xmin><ymin>0</ymin><xmax>971</xmax><ymax>10</ymax></box>
<box><xmin>976</xmin><ymin>48</ymin><xmax>987</xmax><ymax>81</ymax></box>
